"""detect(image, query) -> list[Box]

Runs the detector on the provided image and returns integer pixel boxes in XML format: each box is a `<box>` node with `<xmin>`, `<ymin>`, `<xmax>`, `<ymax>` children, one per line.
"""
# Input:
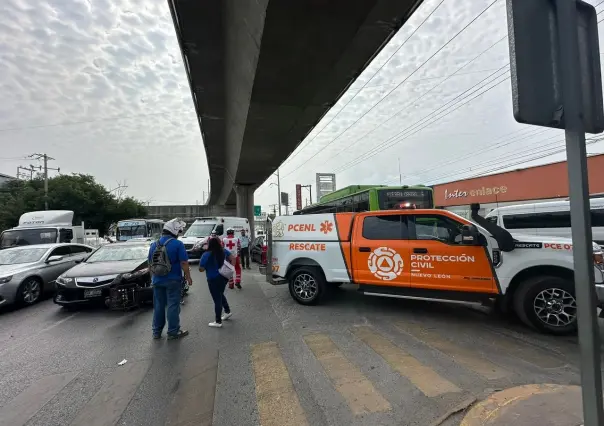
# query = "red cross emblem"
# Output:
<box><xmin>225</xmin><ymin>238</ymin><xmax>236</xmax><ymax>250</ymax></box>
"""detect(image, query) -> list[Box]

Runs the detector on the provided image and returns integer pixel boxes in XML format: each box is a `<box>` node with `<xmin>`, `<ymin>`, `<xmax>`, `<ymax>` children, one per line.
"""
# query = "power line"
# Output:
<box><xmin>281</xmin><ymin>0</ymin><xmax>503</xmax><ymax>180</ymax></box>
<box><xmin>324</xmin><ymin>37</ymin><xmax>509</xmax><ymax>175</ymax></box>
<box><xmin>332</xmin><ymin>68</ymin><xmax>511</xmax><ymax>175</ymax></box>
<box><xmin>396</xmin><ymin>126</ymin><xmax>553</xmax><ymax>180</ymax></box>
<box><xmin>421</xmin><ymin>136</ymin><xmax>604</xmax><ymax>186</ymax></box>
<box><xmin>421</xmin><ymin>134</ymin><xmax>567</xmax><ymax>183</ymax></box>
<box><xmin>279</xmin><ymin>0</ymin><xmax>449</xmax><ymax>168</ymax></box>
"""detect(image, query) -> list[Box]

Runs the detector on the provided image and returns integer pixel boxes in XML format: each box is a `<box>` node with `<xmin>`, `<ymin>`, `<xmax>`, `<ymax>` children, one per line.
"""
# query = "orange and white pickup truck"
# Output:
<box><xmin>264</xmin><ymin>208</ymin><xmax>604</xmax><ymax>335</ymax></box>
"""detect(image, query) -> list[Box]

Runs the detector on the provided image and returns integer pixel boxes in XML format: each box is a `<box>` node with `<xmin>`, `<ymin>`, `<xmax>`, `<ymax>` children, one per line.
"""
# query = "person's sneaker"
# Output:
<box><xmin>221</xmin><ymin>312</ymin><xmax>232</xmax><ymax>321</ymax></box>
<box><xmin>208</xmin><ymin>322</ymin><xmax>223</xmax><ymax>328</ymax></box>
<box><xmin>236</xmin><ymin>283</ymin><xmax>242</xmax><ymax>289</ymax></box>
<box><xmin>152</xmin><ymin>334</ymin><xmax>161</xmax><ymax>340</ymax></box>
<box><xmin>167</xmin><ymin>329</ymin><xmax>189</xmax><ymax>340</ymax></box>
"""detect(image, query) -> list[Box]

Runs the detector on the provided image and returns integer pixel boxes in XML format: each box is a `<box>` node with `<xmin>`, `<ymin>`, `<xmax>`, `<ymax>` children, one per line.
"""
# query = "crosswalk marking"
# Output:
<box><xmin>353</xmin><ymin>326</ymin><xmax>461</xmax><ymax>397</ymax></box>
<box><xmin>303</xmin><ymin>333</ymin><xmax>391</xmax><ymax>415</ymax></box>
<box><xmin>70</xmin><ymin>360</ymin><xmax>151</xmax><ymax>426</ymax></box>
<box><xmin>395</xmin><ymin>322</ymin><xmax>509</xmax><ymax>380</ymax></box>
<box><xmin>0</xmin><ymin>372</ymin><xmax>78</xmax><ymax>426</ymax></box>
<box><xmin>165</xmin><ymin>349</ymin><xmax>219</xmax><ymax>426</ymax></box>
<box><xmin>251</xmin><ymin>342</ymin><xmax>309</xmax><ymax>426</ymax></box>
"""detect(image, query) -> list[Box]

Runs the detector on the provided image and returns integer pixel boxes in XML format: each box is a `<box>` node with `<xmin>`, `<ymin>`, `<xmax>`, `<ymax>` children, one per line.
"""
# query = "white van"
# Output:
<box><xmin>486</xmin><ymin>198</ymin><xmax>604</xmax><ymax>245</ymax></box>
<box><xmin>179</xmin><ymin>216</ymin><xmax>250</xmax><ymax>259</ymax></box>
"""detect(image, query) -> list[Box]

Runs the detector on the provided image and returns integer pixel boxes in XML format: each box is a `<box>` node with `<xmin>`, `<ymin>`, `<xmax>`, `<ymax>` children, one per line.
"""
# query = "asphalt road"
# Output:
<box><xmin>0</xmin><ymin>266</ymin><xmax>597</xmax><ymax>426</ymax></box>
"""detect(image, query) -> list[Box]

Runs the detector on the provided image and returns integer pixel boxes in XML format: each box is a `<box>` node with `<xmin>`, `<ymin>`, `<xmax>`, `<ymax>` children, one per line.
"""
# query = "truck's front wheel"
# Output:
<box><xmin>513</xmin><ymin>276</ymin><xmax>577</xmax><ymax>335</ymax></box>
<box><xmin>289</xmin><ymin>267</ymin><xmax>326</xmax><ymax>306</ymax></box>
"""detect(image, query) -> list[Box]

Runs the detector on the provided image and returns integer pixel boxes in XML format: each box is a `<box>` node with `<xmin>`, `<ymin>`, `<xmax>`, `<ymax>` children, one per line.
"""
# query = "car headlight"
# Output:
<box><xmin>0</xmin><ymin>275</ymin><xmax>13</xmax><ymax>284</ymax></box>
<box><xmin>193</xmin><ymin>239</ymin><xmax>206</xmax><ymax>249</ymax></box>
<box><xmin>56</xmin><ymin>276</ymin><xmax>74</xmax><ymax>285</ymax></box>
<box><xmin>122</xmin><ymin>268</ymin><xmax>149</xmax><ymax>280</ymax></box>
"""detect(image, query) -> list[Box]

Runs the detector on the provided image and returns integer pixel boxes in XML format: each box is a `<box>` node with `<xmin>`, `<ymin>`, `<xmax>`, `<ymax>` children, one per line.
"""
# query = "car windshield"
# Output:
<box><xmin>116</xmin><ymin>221</ymin><xmax>148</xmax><ymax>241</ymax></box>
<box><xmin>85</xmin><ymin>244</ymin><xmax>149</xmax><ymax>263</ymax></box>
<box><xmin>0</xmin><ymin>228</ymin><xmax>58</xmax><ymax>249</ymax></box>
<box><xmin>184</xmin><ymin>223</ymin><xmax>215</xmax><ymax>237</ymax></box>
<box><xmin>0</xmin><ymin>247</ymin><xmax>48</xmax><ymax>265</ymax></box>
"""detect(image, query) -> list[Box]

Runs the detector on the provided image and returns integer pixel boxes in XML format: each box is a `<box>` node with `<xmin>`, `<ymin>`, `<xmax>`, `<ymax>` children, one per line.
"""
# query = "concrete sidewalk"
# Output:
<box><xmin>461</xmin><ymin>384</ymin><xmax>585</xmax><ymax>426</ymax></box>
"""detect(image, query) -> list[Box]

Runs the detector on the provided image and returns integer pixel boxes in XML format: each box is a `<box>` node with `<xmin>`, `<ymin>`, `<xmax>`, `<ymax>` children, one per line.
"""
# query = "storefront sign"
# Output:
<box><xmin>433</xmin><ymin>154</ymin><xmax>604</xmax><ymax>207</ymax></box>
<box><xmin>444</xmin><ymin>186</ymin><xmax>507</xmax><ymax>200</ymax></box>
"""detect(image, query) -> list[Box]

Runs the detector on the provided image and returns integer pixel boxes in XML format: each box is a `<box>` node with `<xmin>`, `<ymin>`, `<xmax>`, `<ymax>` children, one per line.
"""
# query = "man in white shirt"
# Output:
<box><xmin>239</xmin><ymin>229</ymin><xmax>251</xmax><ymax>269</ymax></box>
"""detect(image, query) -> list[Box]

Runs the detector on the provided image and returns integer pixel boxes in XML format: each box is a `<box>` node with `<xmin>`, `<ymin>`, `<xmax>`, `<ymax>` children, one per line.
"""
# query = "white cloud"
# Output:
<box><xmin>0</xmin><ymin>0</ymin><xmax>208</xmax><ymax>205</ymax></box>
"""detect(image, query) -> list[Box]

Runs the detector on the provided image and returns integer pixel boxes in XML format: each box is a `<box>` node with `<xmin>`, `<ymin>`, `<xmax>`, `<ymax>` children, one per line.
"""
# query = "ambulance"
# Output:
<box><xmin>264</xmin><ymin>207</ymin><xmax>604</xmax><ymax>335</ymax></box>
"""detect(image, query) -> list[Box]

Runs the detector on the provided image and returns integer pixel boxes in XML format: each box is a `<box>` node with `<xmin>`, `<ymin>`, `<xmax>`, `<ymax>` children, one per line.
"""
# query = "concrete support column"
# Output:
<box><xmin>235</xmin><ymin>184</ymin><xmax>255</xmax><ymax>241</ymax></box>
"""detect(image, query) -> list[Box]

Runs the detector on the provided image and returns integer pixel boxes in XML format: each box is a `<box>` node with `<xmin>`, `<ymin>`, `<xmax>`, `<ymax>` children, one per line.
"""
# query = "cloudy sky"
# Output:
<box><xmin>1</xmin><ymin>0</ymin><xmax>604</xmax><ymax>212</ymax></box>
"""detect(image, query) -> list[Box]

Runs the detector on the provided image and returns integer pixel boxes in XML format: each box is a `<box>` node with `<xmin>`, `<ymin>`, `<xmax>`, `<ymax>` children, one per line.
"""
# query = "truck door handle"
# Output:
<box><xmin>359</xmin><ymin>247</ymin><xmax>371</xmax><ymax>252</ymax></box>
<box><xmin>413</xmin><ymin>248</ymin><xmax>428</xmax><ymax>254</ymax></box>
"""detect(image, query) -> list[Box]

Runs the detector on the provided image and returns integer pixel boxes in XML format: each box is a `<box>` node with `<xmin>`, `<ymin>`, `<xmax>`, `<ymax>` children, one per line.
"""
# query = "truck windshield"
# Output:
<box><xmin>378</xmin><ymin>188</ymin><xmax>434</xmax><ymax>209</ymax></box>
<box><xmin>116</xmin><ymin>224</ymin><xmax>147</xmax><ymax>241</ymax></box>
<box><xmin>184</xmin><ymin>223</ymin><xmax>215</xmax><ymax>237</ymax></box>
<box><xmin>0</xmin><ymin>228</ymin><xmax>58</xmax><ymax>249</ymax></box>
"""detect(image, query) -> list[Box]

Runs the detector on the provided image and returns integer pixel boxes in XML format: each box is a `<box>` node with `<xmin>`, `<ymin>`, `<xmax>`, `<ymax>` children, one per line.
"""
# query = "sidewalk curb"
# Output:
<box><xmin>460</xmin><ymin>383</ymin><xmax>582</xmax><ymax>426</ymax></box>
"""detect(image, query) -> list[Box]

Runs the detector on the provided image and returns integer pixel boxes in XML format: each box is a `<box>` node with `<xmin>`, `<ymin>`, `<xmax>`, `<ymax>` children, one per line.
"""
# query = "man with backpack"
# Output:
<box><xmin>148</xmin><ymin>218</ymin><xmax>191</xmax><ymax>340</ymax></box>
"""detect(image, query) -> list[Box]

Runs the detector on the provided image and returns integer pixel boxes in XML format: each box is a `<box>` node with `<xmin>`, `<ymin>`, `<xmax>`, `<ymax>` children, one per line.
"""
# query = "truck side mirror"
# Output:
<box><xmin>461</xmin><ymin>224</ymin><xmax>482</xmax><ymax>246</ymax></box>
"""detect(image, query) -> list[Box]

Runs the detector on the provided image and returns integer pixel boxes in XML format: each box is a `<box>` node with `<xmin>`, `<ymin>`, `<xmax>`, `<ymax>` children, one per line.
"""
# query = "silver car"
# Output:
<box><xmin>0</xmin><ymin>243</ymin><xmax>94</xmax><ymax>307</ymax></box>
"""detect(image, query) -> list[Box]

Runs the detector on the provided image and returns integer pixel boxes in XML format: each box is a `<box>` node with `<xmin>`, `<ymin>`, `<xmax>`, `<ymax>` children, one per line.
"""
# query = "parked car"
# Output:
<box><xmin>54</xmin><ymin>240</ymin><xmax>152</xmax><ymax>309</ymax></box>
<box><xmin>0</xmin><ymin>243</ymin><xmax>94</xmax><ymax>308</ymax></box>
<box><xmin>251</xmin><ymin>235</ymin><xmax>267</xmax><ymax>264</ymax></box>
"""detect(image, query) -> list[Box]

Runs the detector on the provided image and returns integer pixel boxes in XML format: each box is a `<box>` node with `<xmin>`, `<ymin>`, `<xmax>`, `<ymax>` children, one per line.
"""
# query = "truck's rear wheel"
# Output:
<box><xmin>288</xmin><ymin>267</ymin><xmax>327</xmax><ymax>306</ymax></box>
<box><xmin>513</xmin><ymin>275</ymin><xmax>577</xmax><ymax>335</ymax></box>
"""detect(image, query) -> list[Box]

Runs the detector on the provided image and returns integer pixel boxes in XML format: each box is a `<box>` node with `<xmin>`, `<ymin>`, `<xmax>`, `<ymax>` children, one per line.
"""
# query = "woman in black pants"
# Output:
<box><xmin>199</xmin><ymin>237</ymin><xmax>236</xmax><ymax>328</ymax></box>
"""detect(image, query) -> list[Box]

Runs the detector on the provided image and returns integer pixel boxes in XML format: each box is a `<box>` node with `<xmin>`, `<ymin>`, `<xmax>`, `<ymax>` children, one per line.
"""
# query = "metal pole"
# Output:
<box><xmin>277</xmin><ymin>168</ymin><xmax>282</xmax><ymax>216</ymax></box>
<box><xmin>309</xmin><ymin>186</ymin><xmax>312</xmax><ymax>204</ymax></box>
<box><xmin>398</xmin><ymin>157</ymin><xmax>402</xmax><ymax>186</ymax></box>
<box><xmin>556</xmin><ymin>1</ymin><xmax>603</xmax><ymax>424</ymax></box>
<box><xmin>43</xmin><ymin>154</ymin><xmax>49</xmax><ymax>210</ymax></box>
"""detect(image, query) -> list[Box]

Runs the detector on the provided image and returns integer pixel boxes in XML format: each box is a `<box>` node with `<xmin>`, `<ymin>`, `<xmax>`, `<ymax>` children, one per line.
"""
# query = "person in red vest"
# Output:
<box><xmin>222</xmin><ymin>228</ymin><xmax>242</xmax><ymax>289</ymax></box>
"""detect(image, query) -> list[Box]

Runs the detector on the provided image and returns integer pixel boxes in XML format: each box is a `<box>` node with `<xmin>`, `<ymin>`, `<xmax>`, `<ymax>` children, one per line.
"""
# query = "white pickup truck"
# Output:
<box><xmin>263</xmin><ymin>207</ymin><xmax>604</xmax><ymax>335</ymax></box>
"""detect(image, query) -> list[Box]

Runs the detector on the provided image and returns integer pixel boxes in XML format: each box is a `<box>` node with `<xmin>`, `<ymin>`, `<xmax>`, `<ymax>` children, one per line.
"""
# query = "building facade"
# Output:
<box><xmin>432</xmin><ymin>154</ymin><xmax>604</xmax><ymax>218</ymax></box>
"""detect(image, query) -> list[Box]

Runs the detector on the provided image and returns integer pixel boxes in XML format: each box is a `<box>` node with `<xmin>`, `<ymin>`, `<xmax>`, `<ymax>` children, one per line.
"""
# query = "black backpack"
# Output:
<box><xmin>149</xmin><ymin>238</ymin><xmax>174</xmax><ymax>276</ymax></box>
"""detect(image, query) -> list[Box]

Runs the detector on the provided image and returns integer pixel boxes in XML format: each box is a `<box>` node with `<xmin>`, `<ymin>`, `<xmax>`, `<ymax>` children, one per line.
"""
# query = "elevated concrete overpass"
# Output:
<box><xmin>168</xmin><ymin>0</ymin><xmax>424</xmax><ymax>223</ymax></box>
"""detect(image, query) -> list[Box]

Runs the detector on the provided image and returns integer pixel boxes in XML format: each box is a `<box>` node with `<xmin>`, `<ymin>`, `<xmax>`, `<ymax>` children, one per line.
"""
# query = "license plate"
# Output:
<box><xmin>84</xmin><ymin>289</ymin><xmax>102</xmax><ymax>298</ymax></box>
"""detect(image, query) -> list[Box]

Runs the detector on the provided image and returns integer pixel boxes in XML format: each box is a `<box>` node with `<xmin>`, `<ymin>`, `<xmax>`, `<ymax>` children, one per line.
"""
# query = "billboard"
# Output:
<box><xmin>296</xmin><ymin>184</ymin><xmax>302</xmax><ymax>210</ymax></box>
<box><xmin>280</xmin><ymin>192</ymin><xmax>289</xmax><ymax>206</ymax></box>
<box><xmin>316</xmin><ymin>173</ymin><xmax>336</xmax><ymax>201</ymax></box>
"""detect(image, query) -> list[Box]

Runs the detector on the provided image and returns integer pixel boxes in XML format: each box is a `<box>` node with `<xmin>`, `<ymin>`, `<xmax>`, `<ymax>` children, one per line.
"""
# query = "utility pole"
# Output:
<box><xmin>276</xmin><ymin>168</ymin><xmax>282</xmax><ymax>216</ymax></box>
<box><xmin>398</xmin><ymin>157</ymin><xmax>402</xmax><ymax>186</ymax></box>
<box><xmin>30</xmin><ymin>153</ymin><xmax>59</xmax><ymax>210</ymax></box>
<box><xmin>301</xmin><ymin>184</ymin><xmax>312</xmax><ymax>204</ymax></box>
<box><xmin>17</xmin><ymin>165</ymin><xmax>37</xmax><ymax>180</ymax></box>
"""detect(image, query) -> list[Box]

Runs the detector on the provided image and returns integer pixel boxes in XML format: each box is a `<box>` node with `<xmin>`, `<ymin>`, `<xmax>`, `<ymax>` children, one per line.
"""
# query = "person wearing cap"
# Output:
<box><xmin>148</xmin><ymin>218</ymin><xmax>192</xmax><ymax>340</ymax></box>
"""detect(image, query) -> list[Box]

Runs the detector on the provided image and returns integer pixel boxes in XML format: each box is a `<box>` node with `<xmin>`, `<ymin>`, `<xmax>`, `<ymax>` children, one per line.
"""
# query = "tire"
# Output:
<box><xmin>513</xmin><ymin>275</ymin><xmax>577</xmax><ymax>335</ymax></box>
<box><xmin>17</xmin><ymin>277</ymin><xmax>43</xmax><ymax>306</ymax></box>
<box><xmin>288</xmin><ymin>266</ymin><xmax>327</xmax><ymax>306</ymax></box>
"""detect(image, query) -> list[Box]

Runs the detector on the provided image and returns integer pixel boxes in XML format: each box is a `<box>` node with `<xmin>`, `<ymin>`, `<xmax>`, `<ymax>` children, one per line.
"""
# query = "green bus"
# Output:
<box><xmin>293</xmin><ymin>185</ymin><xmax>434</xmax><ymax>215</ymax></box>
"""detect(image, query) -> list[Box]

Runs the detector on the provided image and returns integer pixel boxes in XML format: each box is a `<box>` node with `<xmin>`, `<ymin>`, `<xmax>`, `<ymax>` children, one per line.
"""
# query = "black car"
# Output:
<box><xmin>54</xmin><ymin>241</ymin><xmax>152</xmax><ymax>308</ymax></box>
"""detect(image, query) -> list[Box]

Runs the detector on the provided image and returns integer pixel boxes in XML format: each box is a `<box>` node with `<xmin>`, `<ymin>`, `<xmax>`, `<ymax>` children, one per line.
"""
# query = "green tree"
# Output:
<box><xmin>0</xmin><ymin>174</ymin><xmax>148</xmax><ymax>234</ymax></box>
